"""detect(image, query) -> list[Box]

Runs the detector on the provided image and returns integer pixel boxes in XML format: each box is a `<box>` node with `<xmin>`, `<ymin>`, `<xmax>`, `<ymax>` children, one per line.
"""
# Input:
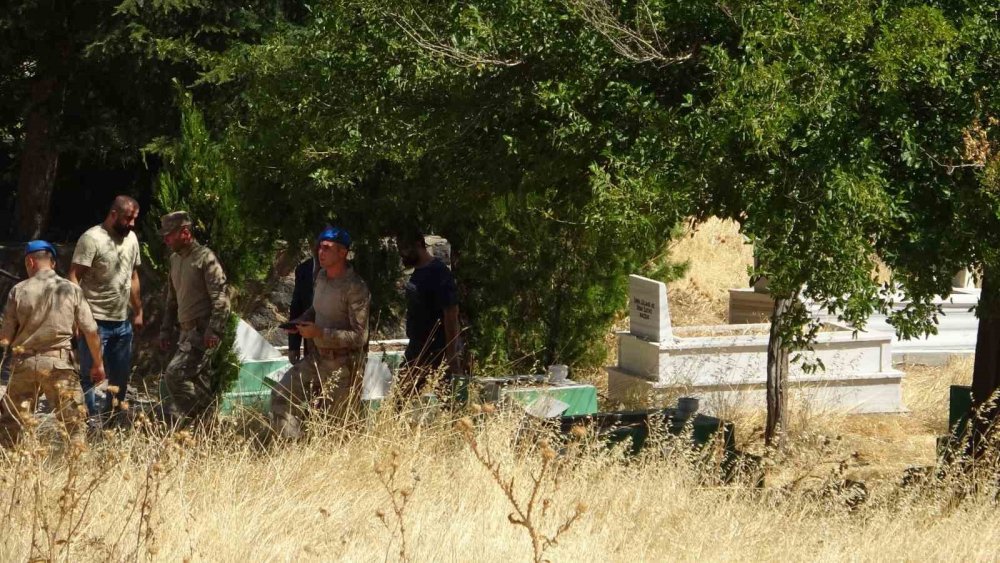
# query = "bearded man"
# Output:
<box><xmin>69</xmin><ymin>195</ymin><xmax>143</xmax><ymax>421</ymax></box>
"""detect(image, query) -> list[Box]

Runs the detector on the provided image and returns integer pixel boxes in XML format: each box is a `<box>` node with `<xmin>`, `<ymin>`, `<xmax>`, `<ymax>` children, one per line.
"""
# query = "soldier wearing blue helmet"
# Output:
<box><xmin>271</xmin><ymin>226</ymin><xmax>370</xmax><ymax>438</ymax></box>
<box><xmin>0</xmin><ymin>241</ymin><xmax>107</xmax><ymax>447</ymax></box>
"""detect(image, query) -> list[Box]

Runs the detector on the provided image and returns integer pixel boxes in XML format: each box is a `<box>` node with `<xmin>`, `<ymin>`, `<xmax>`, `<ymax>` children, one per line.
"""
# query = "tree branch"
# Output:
<box><xmin>568</xmin><ymin>0</ymin><xmax>697</xmax><ymax>66</ymax></box>
<box><xmin>384</xmin><ymin>9</ymin><xmax>522</xmax><ymax>68</ymax></box>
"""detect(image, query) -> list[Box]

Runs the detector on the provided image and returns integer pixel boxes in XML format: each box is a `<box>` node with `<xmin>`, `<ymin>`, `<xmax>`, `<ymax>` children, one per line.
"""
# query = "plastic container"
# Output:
<box><xmin>546</xmin><ymin>364</ymin><xmax>569</xmax><ymax>384</ymax></box>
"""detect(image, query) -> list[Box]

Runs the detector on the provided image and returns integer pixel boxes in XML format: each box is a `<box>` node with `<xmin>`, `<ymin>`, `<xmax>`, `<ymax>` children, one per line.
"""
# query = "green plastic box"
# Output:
<box><xmin>220</xmin><ymin>358</ymin><xmax>291</xmax><ymax>414</ymax></box>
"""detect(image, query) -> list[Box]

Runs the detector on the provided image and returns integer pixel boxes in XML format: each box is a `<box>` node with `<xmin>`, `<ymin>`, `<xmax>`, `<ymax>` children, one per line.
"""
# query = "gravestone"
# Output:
<box><xmin>628</xmin><ymin>275</ymin><xmax>672</xmax><ymax>342</ymax></box>
<box><xmin>612</xmin><ymin>274</ymin><xmax>906</xmax><ymax>414</ymax></box>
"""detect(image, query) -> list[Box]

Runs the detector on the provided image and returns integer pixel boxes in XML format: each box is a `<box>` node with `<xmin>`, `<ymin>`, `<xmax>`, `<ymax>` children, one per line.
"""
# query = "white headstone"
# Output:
<box><xmin>628</xmin><ymin>275</ymin><xmax>672</xmax><ymax>342</ymax></box>
<box><xmin>235</xmin><ymin>319</ymin><xmax>283</xmax><ymax>361</ymax></box>
<box><xmin>953</xmin><ymin>268</ymin><xmax>977</xmax><ymax>289</ymax></box>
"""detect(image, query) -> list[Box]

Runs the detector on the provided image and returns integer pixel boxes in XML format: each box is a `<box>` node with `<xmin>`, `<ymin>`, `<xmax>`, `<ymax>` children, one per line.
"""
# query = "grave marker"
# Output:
<box><xmin>628</xmin><ymin>274</ymin><xmax>672</xmax><ymax>342</ymax></box>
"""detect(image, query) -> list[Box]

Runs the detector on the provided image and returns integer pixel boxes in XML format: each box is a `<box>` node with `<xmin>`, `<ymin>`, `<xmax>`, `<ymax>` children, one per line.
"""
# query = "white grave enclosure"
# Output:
<box><xmin>728</xmin><ymin>286</ymin><xmax>980</xmax><ymax>365</ymax></box>
<box><xmin>608</xmin><ymin>275</ymin><xmax>906</xmax><ymax>414</ymax></box>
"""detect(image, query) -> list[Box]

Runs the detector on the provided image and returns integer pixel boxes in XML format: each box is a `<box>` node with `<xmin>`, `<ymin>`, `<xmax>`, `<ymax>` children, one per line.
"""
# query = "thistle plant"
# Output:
<box><xmin>455</xmin><ymin>410</ymin><xmax>587</xmax><ymax>563</ymax></box>
<box><xmin>374</xmin><ymin>448</ymin><xmax>417</xmax><ymax>562</ymax></box>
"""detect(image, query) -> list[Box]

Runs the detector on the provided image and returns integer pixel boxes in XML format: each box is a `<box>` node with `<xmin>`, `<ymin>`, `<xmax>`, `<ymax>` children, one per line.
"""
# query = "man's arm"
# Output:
<box><xmin>443</xmin><ymin>304</ymin><xmax>463</xmax><ymax>375</ymax></box>
<box><xmin>69</xmin><ymin>233</ymin><xmax>96</xmax><ymax>286</ymax></box>
<box><xmin>74</xmin><ymin>293</ymin><xmax>106</xmax><ymax>383</ymax></box>
<box><xmin>295</xmin><ymin>306</ymin><xmax>317</xmax><ymax>324</ymax></box>
<box><xmin>130</xmin><ymin>269</ymin><xmax>144</xmax><ymax>331</ymax></box>
<box><xmin>0</xmin><ymin>287</ymin><xmax>18</xmax><ymax>345</ymax></box>
<box><xmin>81</xmin><ymin>327</ymin><xmax>106</xmax><ymax>384</ymax></box>
<box><xmin>202</xmin><ymin>251</ymin><xmax>231</xmax><ymax>348</ymax></box>
<box><xmin>438</xmin><ymin>266</ymin><xmax>463</xmax><ymax>374</ymax></box>
<box><xmin>288</xmin><ymin>262</ymin><xmax>312</xmax><ymax>360</ymax></box>
<box><xmin>68</xmin><ymin>263</ymin><xmax>90</xmax><ymax>285</ymax></box>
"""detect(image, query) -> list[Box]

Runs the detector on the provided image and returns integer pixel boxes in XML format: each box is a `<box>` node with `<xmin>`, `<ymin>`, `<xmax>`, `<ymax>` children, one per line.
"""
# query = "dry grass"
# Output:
<box><xmin>2</xmin><ymin>380</ymin><xmax>1000</xmax><ymax>563</ymax></box>
<box><xmin>715</xmin><ymin>358</ymin><xmax>974</xmax><ymax>489</ymax></box>
<box><xmin>667</xmin><ymin>217</ymin><xmax>754</xmax><ymax>326</ymax></box>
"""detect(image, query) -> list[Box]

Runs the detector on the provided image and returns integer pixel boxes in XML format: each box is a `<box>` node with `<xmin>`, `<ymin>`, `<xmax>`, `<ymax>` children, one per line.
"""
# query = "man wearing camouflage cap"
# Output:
<box><xmin>272</xmin><ymin>226</ymin><xmax>370</xmax><ymax>439</ymax></box>
<box><xmin>157</xmin><ymin>211</ymin><xmax>231</xmax><ymax>427</ymax></box>
<box><xmin>0</xmin><ymin>241</ymin><xmax>107</xmax><ymax>447</ymax></box>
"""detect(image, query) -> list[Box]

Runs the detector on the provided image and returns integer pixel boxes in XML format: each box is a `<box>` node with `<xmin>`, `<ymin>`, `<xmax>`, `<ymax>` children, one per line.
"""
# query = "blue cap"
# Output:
<box><xmin>316</xmin><ymin>226</ymin><xmax>351</xmax><ymax>249</ymax></box>
<box><xmin>24</xmin><ymin>240</ymin><xmax>57</xmax><ymax>259</ymax></box>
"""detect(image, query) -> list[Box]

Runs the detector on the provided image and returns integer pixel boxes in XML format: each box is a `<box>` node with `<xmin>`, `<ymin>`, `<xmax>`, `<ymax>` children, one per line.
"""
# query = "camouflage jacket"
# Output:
<box><xmin>298</xmin><ymin>266</ymin><xmax>370</xmax><ymax>351</ymax></box>
<box><xmin>161</xmin><ymin>241</ymin><xmax>231</xmax><ymax>339</ymax></box>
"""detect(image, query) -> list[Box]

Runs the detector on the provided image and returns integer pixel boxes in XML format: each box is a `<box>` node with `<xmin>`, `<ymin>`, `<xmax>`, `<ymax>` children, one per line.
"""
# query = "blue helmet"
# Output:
<box><xmin>316</xmin><ymin>226</ymin><xmax>351</xmax><ymax>249</ymax></box>
<box><xmin>24</xmin><ymin>240</ymin><xmax>57</xmax><ymax>259</ymax></box>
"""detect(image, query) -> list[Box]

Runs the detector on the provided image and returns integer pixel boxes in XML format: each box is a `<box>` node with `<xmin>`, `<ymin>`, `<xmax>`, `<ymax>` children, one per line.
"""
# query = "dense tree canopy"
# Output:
<box><xmin>191</xmin><ymin>0</ymin><xmax>738</xmax><ymax>368</ymax></box>
<box><xmin>4</xmin><ymin>1</ymin><xmax>1000</xmax><ymax>418</ymax></box>
<box><xmin>0</xmin><ymin>0</ymin><xmax>301</xmax><ymax>238</ymax></box>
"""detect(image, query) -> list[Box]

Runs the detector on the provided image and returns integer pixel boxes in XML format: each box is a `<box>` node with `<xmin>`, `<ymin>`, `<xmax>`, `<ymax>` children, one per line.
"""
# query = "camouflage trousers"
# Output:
<box><xmin>162</xmin><ymin>323</ymin><xmax>215</xmax><ymax>428</ymax></box>
<box><xmin>0</xmin><ymin>352</ymin><xmax>84</xmax><ymax>448</ymax></box>
<box><xmin>270</xmin><ymin>351</ymin><xmax>362</xmax><ymax>440</ymax></box>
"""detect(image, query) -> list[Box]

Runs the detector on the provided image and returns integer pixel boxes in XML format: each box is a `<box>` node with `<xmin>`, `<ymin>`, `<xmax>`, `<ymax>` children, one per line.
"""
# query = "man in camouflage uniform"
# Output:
<box><xmin>0</xmin><ymin>241</ymin><xmax>107</xmax><ymax>448</ymax></box>
<box><xmin>157</xmin><ymin>211</ymin><xmax>231</xmax><ymax>427</ymax></box>
<box><xmin>272</xmin><ymin>226</ymin><xmax>370</xmax><ymax>439</ymax></box>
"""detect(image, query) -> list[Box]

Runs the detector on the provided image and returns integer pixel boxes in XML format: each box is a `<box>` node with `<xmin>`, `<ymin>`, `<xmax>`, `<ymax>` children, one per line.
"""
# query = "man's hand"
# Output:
<box><xmin>90</xmin><ymin>363</ymin><xmax>107</xmax><ymax>385</ymax></box>
<box><xmin>0</xmin><ymin>338</ymin><xmax>8</xmax><ymax>348</ymax></box>
<box><xmin>296</xmin><ymin>321</ymin><xmax>322</xmax><ymax>339</ymax></box>
<box><xmin>204</xmin><ymin>332</ymin><xmax>221</xmax><ymax>349</ymax></box>
<box><xmin>158</xmin><ymin>337</ymin><xmax>172</xmax><ymax>352</ymax></box>
<box><xmin>289</xmin><ymin>349</ymin><xmax>301</xmax><ymax>364</ymax></box>
<box><xmin>132</xmin><ymin>310</ymin><xmax>144</xmax><ymax>332</ymax></box>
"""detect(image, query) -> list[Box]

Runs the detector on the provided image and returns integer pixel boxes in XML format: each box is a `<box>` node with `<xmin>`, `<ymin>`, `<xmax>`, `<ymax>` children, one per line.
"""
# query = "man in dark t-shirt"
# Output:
<box><xmin>396</xmin><ymin>230</ymin><xmax>463</xmax><ymax>399</ymax></box>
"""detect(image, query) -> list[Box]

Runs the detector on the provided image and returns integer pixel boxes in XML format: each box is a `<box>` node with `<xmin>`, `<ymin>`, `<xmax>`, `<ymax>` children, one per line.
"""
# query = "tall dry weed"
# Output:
<box><xmin>2</xmin><ymin>360</ymin><xmax>1000</xmax><ymax>560</ymax></box>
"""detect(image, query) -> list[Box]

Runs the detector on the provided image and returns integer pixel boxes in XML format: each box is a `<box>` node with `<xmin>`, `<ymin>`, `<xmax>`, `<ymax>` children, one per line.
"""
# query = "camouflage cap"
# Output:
<box><xmin>159</xmin><ymin>211</ymin><xmax>192</xmax><ymax>236</ymax></box>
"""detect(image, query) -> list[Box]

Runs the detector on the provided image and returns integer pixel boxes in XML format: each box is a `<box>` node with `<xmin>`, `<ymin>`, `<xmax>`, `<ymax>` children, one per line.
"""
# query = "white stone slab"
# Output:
<box><xmin>607</xmin><ymin>367</ymin><xmax>905</xmax><ymax>415</ymax></box>
<box><xmin>628</xmin><ymin>275</ymin><xmax>672</xmax><ymax>342</ymax></box>
<box><xmin>728</xmin><ymin>287</ymin><xmax>980</xmax><ymax>365</ymax></box>
<box><xmin>617</xmin><ymin>322</ymin><xmax>894</xmax><ymax>385</ymax></box>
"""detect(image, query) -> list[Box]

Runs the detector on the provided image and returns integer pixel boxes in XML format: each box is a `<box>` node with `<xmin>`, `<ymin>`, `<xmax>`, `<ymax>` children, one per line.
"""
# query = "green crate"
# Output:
<box><xmin>949</xmin><ymin>385</ymin><xmax>973</xmax><ymax>440</ymax></box>
<box><xmin>559</xmin><ymin>409</ymin><xmax>736</xmax><ymax>456</ymax></box>
<box><xmin>499</xmin><ymin>384</ymin><xmax>598</xmax><ymax>416</ymax></box>
<box><xmin>220</xmin><ymin>359</ymin><xmax>290</xmax><ymax>414</ymax></box>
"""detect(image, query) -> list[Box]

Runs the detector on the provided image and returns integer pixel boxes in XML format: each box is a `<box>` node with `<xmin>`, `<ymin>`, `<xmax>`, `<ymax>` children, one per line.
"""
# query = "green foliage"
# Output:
<box><xmin>202</xmin><ymin>0</ymin><xmax>712</xmax><ymax>370</ymax></box>
<box><xmin>9</xmin><ymin>0</ymin><xmax>998</xmax><ymax>382</ymax></box>
<box><xmin>677</xmin><ymin>0</ymin><xmax>1000</xmax><ymax>349</ymax></box>
<box><xmin>150</xmin><ymin>87</ymin><xmax>272</xmax><ymax>287</ymax></box>
<box><xmin>868</xmin><ymin>2</ymin><xmax>1000</xmax><ymax>329</ymax></box>
<box><xmin>675</xmin><ymin>0</ymin><xmax>898</xmax><ymax>351</ymax></box>
<box><xmin>871</xmin><ymin>6</ymin><xmax>957</xmax><ymax>89</ymax></box>
<box><xmin>205</xmin><ymin>313</ymin><xmax>240</xmax><ymax>395</ymax></box>
<box><xmin>0</xmin><ymin>0</ymin><xmax>301</xmax><ymax>235</ymax></box>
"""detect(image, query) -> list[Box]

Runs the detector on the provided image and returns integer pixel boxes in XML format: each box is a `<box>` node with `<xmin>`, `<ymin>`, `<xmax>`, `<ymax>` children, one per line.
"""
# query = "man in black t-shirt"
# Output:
<box><xmin>395</xmin><ymin>230</ymin><xmax>464</xmax><ymax>400</ymax></box>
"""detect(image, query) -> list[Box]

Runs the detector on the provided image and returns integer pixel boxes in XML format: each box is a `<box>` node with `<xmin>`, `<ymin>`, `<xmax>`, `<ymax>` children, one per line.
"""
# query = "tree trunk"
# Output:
<box><xmin>12</xmin><ymin>77</ymin><xmax>63</xmax><ymax>240</ymax></box>
<box><xmin>970</xmin><ymin>267</ymin><xmax>1000</xmax><ymax>457</ymax></box>
<box><xmin>765</xmin><ymin>295</ymin><xmax>794</xmax><ymax>447</ymax></box>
